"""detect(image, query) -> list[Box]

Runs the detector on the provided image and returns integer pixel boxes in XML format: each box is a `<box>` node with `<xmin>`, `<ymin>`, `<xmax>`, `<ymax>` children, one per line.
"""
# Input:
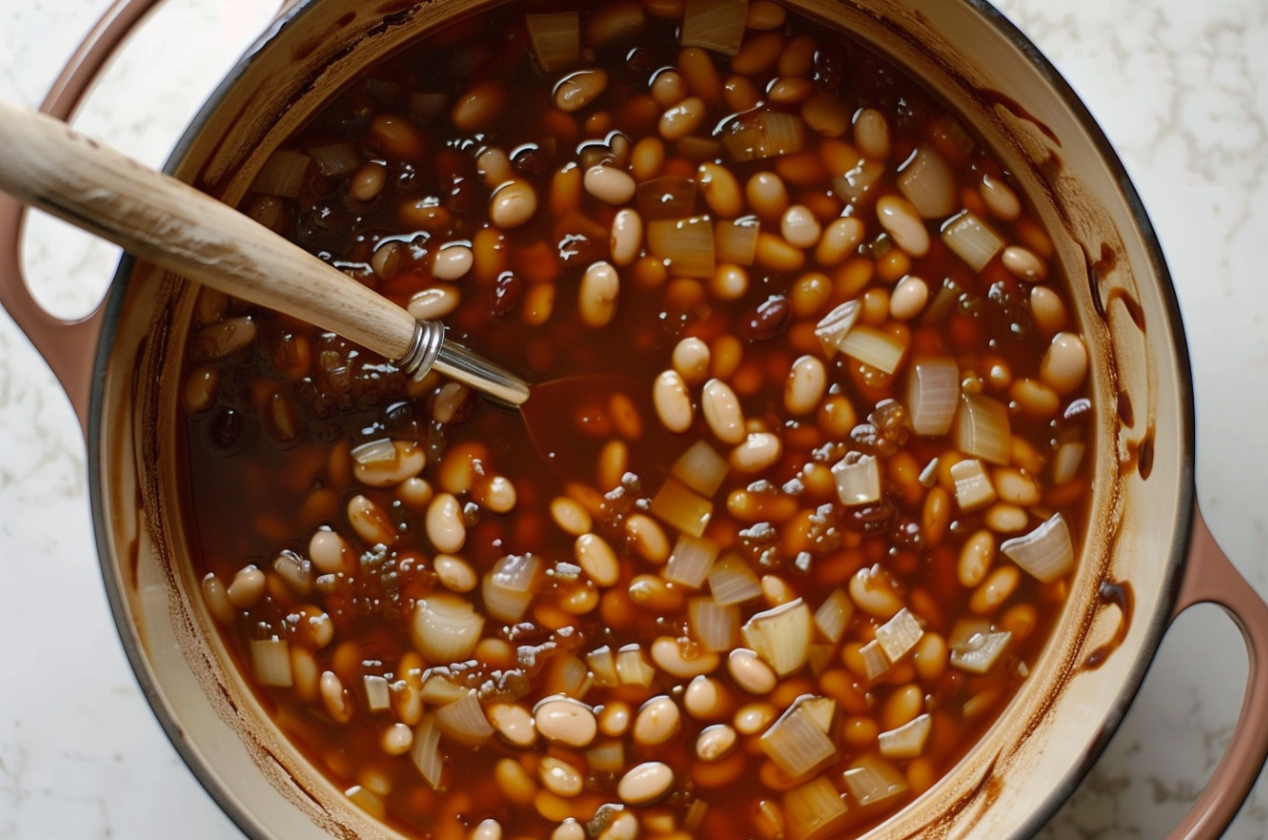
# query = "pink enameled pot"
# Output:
<box><xmin>2</xmin><ymin>1</ymin><xmax>1267</xmax><ymax>839</ymax></box>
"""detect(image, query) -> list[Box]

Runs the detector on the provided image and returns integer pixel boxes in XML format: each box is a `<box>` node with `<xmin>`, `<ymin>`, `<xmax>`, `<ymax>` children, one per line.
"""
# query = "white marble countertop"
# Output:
<box><xmin>1</xmin><ymin>1</ymin><xmax>1265</xmax><ymax>837</ymax></box>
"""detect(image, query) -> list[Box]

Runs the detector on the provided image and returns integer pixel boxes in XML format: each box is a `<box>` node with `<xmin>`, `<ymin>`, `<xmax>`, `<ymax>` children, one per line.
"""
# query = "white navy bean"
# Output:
<box><xmin>584</xmin><ymin>165</ymin><xmax>637</xmax><ymax>205</ymax></box>
<box><xmin>701</xmin><ymin>378</ymin><xmax>746</xmax><ymax>444</ymax></box>
<box><xmin>672</xmin><ymin>337</ymin><xmax>711</xmax><ymax>384</ymax></box>
<box><xmin>618</xmin><ymin>761</ymin><xmax>673</xmax><ymax>804</ymax></box>
<box><xmin>1040</xmin><ymin>332</ymin><xmax>1089</xmax><ymax>396</ymax></box>
<box><xmin>534</xmin><ymin>698</ymin><xmax>598</xmax><ymax>747</ymax></box>
<box><xmin>489</xmin><ymin>180</ymin><xmax>538</xmax><ymax>228</ymax></box>
<box><xmin>633</xmin><ymin>696</ymin><xmax>681</xmax><ymax>745</ymax></box>
<box><xmin>555</xmin><ymin>68</ymin><xmax>609</xmax><ymax>112</ymax></box>
<box><xmin>728</xmin><ymin>648</ymin><xmax>777</xmax><ymax>694</ymax></box>
<box><xmin>784</xmin><ymin>355</ymin><xmax>827</xmax><ymax>416</ymax></box>
<box><xmin>890</xmin><ymin>275</ymin><xmax>930</xmax><ymax>321</ymax></box>
<box><xmin>653</xmin><ymin>369</ymin><xmax>694</xmax><ymax>433</ymax></box>
<box><xmin>579</xmin><ymin>261</ymin><xmax>621</xmax><ymax>327</ymax></box>
<box><xmin>432</xmin><ymin>244</ymin><xmax>474</xmax><ymax>281</ymax></box>
<box><xmin>426</xmin><ymin>493</ymin><xmax>467</xmax><ymax>553</ymax></box>
<box><xmin>877</xmin><ymin>195</ymin><xmax>930</xmax><ymax>257</ymax></box>
<box><xmin>227</xmin><ymin>565</ymin><xmax>266</xmax><ymax>610</ymax></box>
<box><xmin>779</xmin><ymin>205</ymin><xmax>821</xmax><ymax>249</ymax></box>
<box><xmin>576</xmin><ymin>533</ymin><xmax>620</xmax><ymax>586</ymax></box>
<box><xmin>730</xmin><ymin>432</ymin><xmax>782</xmax><ymax>473</ymax></box>
<box><xmin>407</xmin><ymin>285</ymin><xmax>461</xmax><ymax>321</ymax></box>
<box><xmin>610</xmin><ymin>208</ymin><xmax>643</xmax><ymax>266</ymax></box>
<box><xmin>1002</xmin><ymin>245</ymin><xmax>1047</xmax><ymax>282</ymax></box>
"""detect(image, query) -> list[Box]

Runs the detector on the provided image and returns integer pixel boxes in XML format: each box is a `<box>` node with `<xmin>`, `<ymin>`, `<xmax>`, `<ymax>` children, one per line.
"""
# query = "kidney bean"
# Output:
<box><xmin>738</xmin><ymin>294</ymin><xmax>790</xmax><ymax>342</ymax></box>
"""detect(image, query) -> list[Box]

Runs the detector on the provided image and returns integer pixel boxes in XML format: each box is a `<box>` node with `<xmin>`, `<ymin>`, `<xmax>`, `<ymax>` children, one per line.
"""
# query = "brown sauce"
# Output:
<box><xmin>180</xmin><ymin>3</ymin><xmax>1096</xmax><ymax>838</ymax></box>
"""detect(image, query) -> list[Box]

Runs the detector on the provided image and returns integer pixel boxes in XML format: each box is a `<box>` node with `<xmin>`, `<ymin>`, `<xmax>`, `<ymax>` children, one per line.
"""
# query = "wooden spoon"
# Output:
<box><xmin>0</xmin><ymin>101</ymin><xmax>533</xmax><ymax>406</ymax></box>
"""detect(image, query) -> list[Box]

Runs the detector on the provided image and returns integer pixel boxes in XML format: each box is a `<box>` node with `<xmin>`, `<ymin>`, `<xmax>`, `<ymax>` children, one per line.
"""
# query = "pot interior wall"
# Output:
<box><xmin>92</xmin><ymin>1</ymin><xmax>1192</xmax><ymax>838</ymax></box>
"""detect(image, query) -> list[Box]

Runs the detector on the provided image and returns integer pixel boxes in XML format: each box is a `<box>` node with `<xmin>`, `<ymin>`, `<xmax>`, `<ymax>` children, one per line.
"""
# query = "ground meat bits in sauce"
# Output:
<box><xmin>185</xmin><ymin>2</ymin><xmax>1093</xmax><ymax>839</ymax></box>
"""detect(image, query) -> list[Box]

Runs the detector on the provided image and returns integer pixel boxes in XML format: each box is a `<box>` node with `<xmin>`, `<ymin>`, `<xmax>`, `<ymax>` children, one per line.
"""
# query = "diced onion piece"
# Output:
<box><xmin>677</xmin><ymin>134</ymin><xmax>722</xmax><ymax>161</ymax></box>
<box><xmin>918</xmin><ymin>457</ymin><xmax>939</xmax><ymax>488</ymax></box>
<box><xmin>421</xmin><ymin>674</ymin><xmax>470</xmax><ymax>706</ymax></box>
<box><xmin>345</xmin><ymin>785</ymin><xmax>385</xmax><ymax>819</ymax></box>
<box><xmin>1053</xmin><ymin>442</ymin><xmax>1086</xmax><ymax>485</ymax></box>
<box><xmin>807</xmin><ymin>644</ymin><xmax>836</xmax><ymax>676</ymax></box>
<box><xmin>526</xmin><ymin>12</ymin><xmax>581</xmax><ymax>72</ymax></box>
<box><xmin>800</xmin><ymin>696</ymin><xmax>836</xmax><ymax>733</ymax></box>
<box><xmin>411</xmin><ymin>594</ymin><xmax>485</xmax><ymax>664</ymax></box>
<box><xmin>859</xmin><ymin>639</ymin><xmax>890</xmax><ymax>681</ymax></box>
<box><xmin>650</xmin><ymin>478</ymin><xmax>714</xmax><ymax>537</ymax></box>
<box><xmin>715</xmin><ymin>217</ymin><xmax>760</xmax><ymax>265</ymax></box>
<box><xmin>482</xmin><ymin>553</ymin><xmax>541</xmax><ymax>622</ymax></box>
<box><xmin>647</xmin><ymin>216</ymin><xmax>716</xmax><ymax>279</ymax></box>
<box><xmin>273</xmin><ymin>550</ymin><xmax>312</xmax><ymax>594</ymax></box>
<box><xmin>586</xmin><ymin>1</ymin><xmax>646</xmax><ymax>45</ymax></box>
<box><xmin>760</xmin><ymin>696</ymin><xmax>839</xmax><ymax>777</ymax></box>
<box><xmin>905</xmin><ymin>357</ymin><xmax>960</xmax><ymax>436</ymax></box>
<box><xmin>672</xmin><ymin>441</ymin><xmax>730</xmax><ymax>497</ymax></box>
<box><xmin>587</xmin><ymin>646</ymin><xmax>619</xmax><ymax>686</ymax></box>
<box><xmin>815</xmin><ymin>300</ymin><xmax>860</xmax><ymax>358</ymax></box>
<box><xmin>685</xmin><ymin>799</ymin><xmax>709</xmax><ymax>831</ymax></box>
<box><xmin>742</xmin><ymin>599</ymin><xmax>813</xmax><ymax>676</ymax></box>
<box><xmin>667</xmin><ymin>534</ymin><xmax>721</xmax><ymax>588</ymax></box>
<box><xmin>637</xmin><ymin>176</ymin><xmax>700</xmax><ymax>221</ymax></box>
<box><xmin>831</xmin><ymin>452</ymin><xmax>881</xmax><ymax>506</ymax></box>
<box><xmin>308</xmin><ymin>142</ymin><xmax>361</xmax><ymax>178</ymax></box>
<box><xmin>680</xmin><ymin>0</ymin><xmax>747</xmax><ymax>56</ymax></box>
<box><xmin>874</xmin><ymin>608</ymin><xmax>923</xmax><ymax>663</ymax></box>
<box><xmin>586</xmin><ymin>740</ymin><xmax>627</xmax><ymax>774</ymax></box>
<box><xmin>434</xmin><ymin>691</ymin><xmax>494</xmax><ymax>746</ymax></box>
<box><xmin>546</xmin><ymin>653</ymin><xmax>591</xmax><ymax>698</ymax></box>
<box><xmin>837</xmin><ymin>325</ymin><xmax>905</xmax><ymax>374</ymax></box>
<box><xmin>410</xmin><ymin>91</ymin><xmax>448</xmax><ymax>120</ymax></box>
<box><xmin>950</xmin><ymin>629</ymin><xmax>1012</xmax><ymax>674</ymax></box>
<box><xmin>1001</xmin><ymin>513</ymin><xmax>1075</xmax><ymax>583</ymax></box>
<box><xmin>364</xmin><ymin>675</ymin><xmax>391</xmax><ymax>712</ymax></box>
<box><xmin>689</xmin><ymin>597</ymin><xmax>741</xmax><ymax>652</ymax></box>
<box><xmin>708</xmin><ymin>553</ymin><xmax>762</xmax><ymax>605</ymax></box>
<box><xmin>963</xmin><ymin>686</ymin><xmax>1005</xmax><ymax>718</ymax></box>
<box><xmin>252</xmin><ymin>150</ymin><xmax>310</xmax><ymax>197</ymax></box>
<box><xmin>950</xmin><ymin>458</ymin><xmax>997</xmax><ymax>512</ymax></box>
<box><xmin>813</xmin><ymin>589</ymin><xmax>854</xmax><ymax>644</ymax></box>
<box><xmin>947</xmin><ymin>618</ymin><xmax>993</xmax><ymax>652</ymax></box>
<box><xmin>920</xmin><ymin>277</ymin><xmax>963</xmax><ymax>325</ymax></box>
<box><xmin>896</xmin><ymin>147</ymin><xmax>956</xmax><ymax>218</ymax></box>
<box><xmin>954</xmin><ymin>393</ymin><xmax>1011</xmax><ymax>465</ymax></box>
<box><xmin>843</xmin><ymin>754</ymin><xmax>908</xmax><ymax>807</ymax></box>
<box><xmin>784</xmin><ymin>776</ymin><xmax>849</xmax><ymax>840</ymax></box>
<box><xmin>831</xmin><ymin>158</ymin><xmax>884</xmax><ymax>205</ymax></box>
<box><xmin>351</xmin><ymin>437</ymin><xmax>396</xmax><ymax>464</ymax></box>
<box><xmin>411</xmin><ymin>716</ymin><xmax>444</xmax><ymax>789</ymax></box>
<box><xmin>878</xmin><ymin>713</ymin><xmax>931</xmax><ymax>760</ymax></box>
<box><xmin>250</xmin><ymin>639</ymin><xmax>293</xmax><ymax>687</ymax></box>
<box><xmin>616</xmin><ymin>644</ymin><xmax>656</xmax><ymax>686</ymax></box>
<box><xmin>723</xmin><ymin>111</ymin><xmax>807</xmax><ymax>162</ymax></box>
<box><xmin>941</xmin><ymin>210</ymin><xmax>1004</xmax><ymax>271</ymax></box>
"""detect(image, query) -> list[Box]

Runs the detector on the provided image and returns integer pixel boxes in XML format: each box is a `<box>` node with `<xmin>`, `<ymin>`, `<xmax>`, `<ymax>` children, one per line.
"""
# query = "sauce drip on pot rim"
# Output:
<box><xmin>181</xmin><ymin>2</ymin><xmax>1097</xmax><ymax>837</ymax></box>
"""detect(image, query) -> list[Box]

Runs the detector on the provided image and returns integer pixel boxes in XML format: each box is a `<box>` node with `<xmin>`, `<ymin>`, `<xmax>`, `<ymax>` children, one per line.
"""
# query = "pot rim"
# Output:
<box><xmin>85</xmin><ymin>1</ymin><xmax>1198</xmax><ymax>838</ymax></box>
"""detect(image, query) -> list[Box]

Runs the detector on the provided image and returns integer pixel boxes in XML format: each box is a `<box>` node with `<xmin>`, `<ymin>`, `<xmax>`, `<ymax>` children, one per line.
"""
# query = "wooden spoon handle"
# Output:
<box><xmin>0</xmin><ymin>101</ymin><xmax>417</xmax><ymax>363</ymax></box>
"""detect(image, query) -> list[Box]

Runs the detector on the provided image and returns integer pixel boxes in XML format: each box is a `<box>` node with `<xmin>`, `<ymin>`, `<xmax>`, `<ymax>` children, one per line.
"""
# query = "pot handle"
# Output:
<box><xmin>0</xmin><ymin>0</ymin><xmax>166</xmax><ymax>433</ymax></box>
<box><xmin>1164</xmin><ymin>504</ymin><xmax>1268</xmax><ymax>840</ymax></box>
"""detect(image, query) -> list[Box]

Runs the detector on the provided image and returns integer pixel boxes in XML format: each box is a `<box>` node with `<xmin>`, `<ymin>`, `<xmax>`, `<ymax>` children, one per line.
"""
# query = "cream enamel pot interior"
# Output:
<box><xmin>2</xmin><ymin>0</ymin><xmax>1268</xmax><ymax>838</ymax></box>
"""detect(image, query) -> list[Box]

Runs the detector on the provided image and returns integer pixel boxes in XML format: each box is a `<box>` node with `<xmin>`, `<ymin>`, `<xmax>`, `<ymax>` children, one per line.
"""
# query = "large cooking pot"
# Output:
<box><xmin>2</xmin><ymin>0</ymin><xmax>1267</xmax><ymax>838</ymax></box>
